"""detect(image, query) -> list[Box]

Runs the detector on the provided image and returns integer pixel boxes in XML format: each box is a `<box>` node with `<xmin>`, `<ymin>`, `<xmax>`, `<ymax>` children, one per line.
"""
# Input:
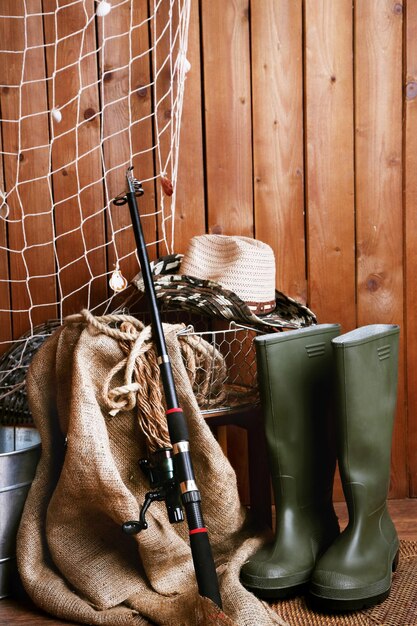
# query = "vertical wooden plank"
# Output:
<box><xmin>99</xmin><ymin>0</ymin><xmax>157</xmax><ymax>283</ymax></box>
<box><xmin>199</xmin><ymin>1</ymin><xmax>252</xmax><ymax>503</ymax></box>
<box><xmin>0</xmin><ymin>115</ymin><xmax>12</xmax><ymax>351</ymax></box>
<box><xmin>173</xmin><ymin>0</ymin><xmax>205</xmax><ymax>253</ymax></box>
<box><xmin>304</xmin><ymin>0</ymin><xmax>356</xmax><ymax>330</ymax></box>
<box><xmin>251</xmin><ymin>0</ymin><xmax>306</xmax><ymax>303</ymax></box>
<box><xmin>201</xmin><ymin>0</ymin><xmax>253</xmax><ymax>236</ymax></box>
<box><xmin>355</xmin><ymin>0</ymin><xmax>406</xmax><ymax>497</ymax></box>
<box><xmin>150</xmin><ymin>0</ymin><xmax>174</xmax><ymax>256</ymax></box>
<box><xmin>99</xmin><ymin>2</ymin><xmax>134</xmax><ymax>280</ymax></box>
<box><xmin>0</xmin><ymin>0</ymin><xmax>57</xmax><ymax>338</ymax></box>
<box><xmin>405</xmin><ymin>0</ymin><xmax>417</xmax><ymax>496</ymax></box>
<box><xmin>43</xmin><ymin>0</ymin><xmax>107</xmax><ymax>316</ymax></box>
<box><xmin>150</xmin><ymin>0</ymin><xmax>188</xmax><ymax>255</ymax></box>
<box><xmin>131</xmin><ymin>1</ymin><xmax>160</xmax><ymax>263</ymax></box>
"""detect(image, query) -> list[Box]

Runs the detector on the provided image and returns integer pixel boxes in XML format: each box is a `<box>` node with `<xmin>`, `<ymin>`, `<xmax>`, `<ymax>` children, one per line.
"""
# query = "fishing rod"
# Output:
<box><xmin>113</xmin><ymin>167</ymin><xmax>222</xmax><ymax>609</ymax></box>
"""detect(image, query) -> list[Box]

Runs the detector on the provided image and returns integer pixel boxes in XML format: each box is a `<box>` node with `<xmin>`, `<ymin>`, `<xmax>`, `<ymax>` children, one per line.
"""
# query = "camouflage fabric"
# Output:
<box><xmin>132</xmin><ymin>254</ymin><xmax>317</xmax><ymax>331</ymax></box>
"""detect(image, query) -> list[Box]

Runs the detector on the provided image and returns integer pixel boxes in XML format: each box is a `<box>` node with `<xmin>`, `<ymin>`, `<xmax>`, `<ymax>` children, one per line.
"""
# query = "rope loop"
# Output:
<box><xmin>64</xmin><ymin>309</ymin><xmax>145</xmax><ymax>341</ymax></box>
<box><xmin>64</xmin><ymin>310</ymin><xmax>228</xmax><ymax>452</ymax></box>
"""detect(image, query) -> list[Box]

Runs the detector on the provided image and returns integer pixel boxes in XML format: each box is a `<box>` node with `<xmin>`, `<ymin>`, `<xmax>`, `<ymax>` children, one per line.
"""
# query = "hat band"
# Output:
<box><xmin>246</xmin><ymin>299</ymin><xmax>276</xmax><ymax>315</ymax></box>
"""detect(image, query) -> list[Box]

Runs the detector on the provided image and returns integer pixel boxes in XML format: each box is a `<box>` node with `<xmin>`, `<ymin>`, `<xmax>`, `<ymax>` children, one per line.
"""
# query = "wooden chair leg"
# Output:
<box><xmin>246</xmin><ymin>408</ymin><xmax>272</xmax><ymax>528</ymax></box>
<box><xmin>216</xmin><ymin>425</ymin><xmax>228</xmax><ymax>456</ymax></box>
<box><xmin>204</xmin><ymin>405</ymin><xmax>272</xmax><ymax>528</ymax></box>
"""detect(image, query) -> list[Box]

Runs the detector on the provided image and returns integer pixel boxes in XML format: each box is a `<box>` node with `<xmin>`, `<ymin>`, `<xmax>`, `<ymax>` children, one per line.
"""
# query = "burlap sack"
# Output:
<box><xmin>17</xmin><ymin>312</ymin><xmax>286</xmax><ymax>626</ymax></box>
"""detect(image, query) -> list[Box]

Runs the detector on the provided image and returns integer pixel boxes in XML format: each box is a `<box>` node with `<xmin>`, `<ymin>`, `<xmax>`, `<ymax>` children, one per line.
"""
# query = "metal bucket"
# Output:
<box><xmin>0</xmin><ymin>428</ymin><xmax>41</xmax><ymax>598</ymax></box>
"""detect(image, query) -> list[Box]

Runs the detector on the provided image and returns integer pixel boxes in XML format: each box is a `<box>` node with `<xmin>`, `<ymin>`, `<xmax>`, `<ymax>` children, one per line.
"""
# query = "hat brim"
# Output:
<box><xmin>132</xmin><ymin>254</ymin><xmax>317</xmax><ymax>331</ymax></box>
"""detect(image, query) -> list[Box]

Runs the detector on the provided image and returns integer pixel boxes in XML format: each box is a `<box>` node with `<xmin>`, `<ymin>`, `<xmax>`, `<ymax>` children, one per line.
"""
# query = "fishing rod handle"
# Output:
<box><xmin>173</xmin><ymin>436</ymin><xmax>222</xmax><ymax>607</ymax></box>
<box><xmin>187</xmin><ymin>501</ymin><xmax>223</xmax><ymax>607</ymax></box>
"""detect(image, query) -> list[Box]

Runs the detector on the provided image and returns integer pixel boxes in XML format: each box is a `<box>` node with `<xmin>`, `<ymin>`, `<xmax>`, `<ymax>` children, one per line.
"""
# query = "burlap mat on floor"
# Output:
<box><xmin>17</xmin><ymin>314</ymin><xmax>285</xmax><ymax>626</ymax></box>
<box><xmin>270</xmin><ymin>540</ymin><xmax>417</xmax><ymax>626</ymax></box>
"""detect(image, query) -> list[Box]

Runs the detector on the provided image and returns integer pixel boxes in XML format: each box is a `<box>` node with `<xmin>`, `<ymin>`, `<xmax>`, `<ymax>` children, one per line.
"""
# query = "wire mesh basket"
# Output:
<box><xmin>0</xmin><ymin>312</ymin><xmax>261</xmax><ymax>425</ymax></box>
<box><xmin>177</xmin><ymin>321</ymin><xmax>261</xmax><ymax>414</ymax></box>
<box><xmin>0</xmin><ymin>321</ymin><xmax>62</xmax><ymax>426</ymax></box>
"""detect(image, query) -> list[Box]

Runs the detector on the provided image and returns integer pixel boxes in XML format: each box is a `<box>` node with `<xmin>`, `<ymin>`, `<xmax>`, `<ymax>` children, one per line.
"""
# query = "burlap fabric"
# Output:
<box><xmin>17</xmin><ymin>314</ymin><xmax>285</xmax><ymax>626</ymax></box>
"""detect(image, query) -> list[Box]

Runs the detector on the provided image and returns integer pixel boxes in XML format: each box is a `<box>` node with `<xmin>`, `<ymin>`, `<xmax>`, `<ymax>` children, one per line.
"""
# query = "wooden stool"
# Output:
<box><xmin>203</xmin><ymin>403</ymin><xmax>272</xmax><ymax>528</ymax></box>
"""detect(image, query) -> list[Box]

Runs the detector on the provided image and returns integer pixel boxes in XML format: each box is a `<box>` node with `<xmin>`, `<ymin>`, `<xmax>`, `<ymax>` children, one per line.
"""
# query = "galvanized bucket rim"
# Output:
<box><xmin>0</xmin><ymin>442</ymin><xmax>41</xmax><ymax>457</ymax></box>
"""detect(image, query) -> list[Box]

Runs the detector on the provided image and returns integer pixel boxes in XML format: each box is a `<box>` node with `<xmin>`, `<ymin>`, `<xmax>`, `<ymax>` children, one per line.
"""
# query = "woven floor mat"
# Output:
<box><xmin>269</xmin><ymin>541</ymin><xmax>417</xmax><ymax>626</ymax></box>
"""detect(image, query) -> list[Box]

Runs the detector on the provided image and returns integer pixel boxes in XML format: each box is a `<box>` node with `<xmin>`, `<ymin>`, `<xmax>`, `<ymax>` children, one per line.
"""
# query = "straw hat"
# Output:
<box><xmin>132</xmin><ymin>235</ymin><xmax>317</xmax><ymax>330</ymax></box>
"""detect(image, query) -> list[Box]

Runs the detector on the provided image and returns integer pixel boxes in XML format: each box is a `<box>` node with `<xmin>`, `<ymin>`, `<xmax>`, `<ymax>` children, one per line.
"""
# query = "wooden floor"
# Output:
<box><xmin>1</xmin><ymin>499</ymin><xmax>416</xmax><ymax>626</ymax></box>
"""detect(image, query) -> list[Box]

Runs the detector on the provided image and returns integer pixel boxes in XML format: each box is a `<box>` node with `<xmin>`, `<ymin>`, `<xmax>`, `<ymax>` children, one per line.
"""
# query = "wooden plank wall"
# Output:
<box><xmin>0</xmin><ymin>0</ymin><xmax>57</xmax><ymax>337</ymax></box>
<box><xmin>178</xmin><ymin>0</ymin><xmax>411</xmax><ymax>501</ymax></box>
<box><xmin>405</xmin><ymin>0</ymin><xmax>417</xmax><ymax>497</ymax></box>
<box><xmin>0</xmin><ymin>0</ymin><xmax>415</xmax><ymax>499</ymax></box>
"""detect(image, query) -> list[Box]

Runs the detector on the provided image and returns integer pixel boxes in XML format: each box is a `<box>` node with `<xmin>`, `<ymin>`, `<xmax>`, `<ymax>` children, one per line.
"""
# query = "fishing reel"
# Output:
<box><xmin>122</xmin><ymin>447</ymin><xmax>184</xmax><ymax>535</ymax></box>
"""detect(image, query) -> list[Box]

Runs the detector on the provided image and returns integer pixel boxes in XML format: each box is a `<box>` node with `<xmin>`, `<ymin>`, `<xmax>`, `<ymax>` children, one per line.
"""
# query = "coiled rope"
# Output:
<box><xmin>65</xmin><ymin>310</ymin><xmax>227</xmax><ymax>453</ymax></box>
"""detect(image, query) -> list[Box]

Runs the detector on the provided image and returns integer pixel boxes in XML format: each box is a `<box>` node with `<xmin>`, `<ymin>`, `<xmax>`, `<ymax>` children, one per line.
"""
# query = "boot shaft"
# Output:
<box><xmin>332</xmin><ymin>324</ymin><xmax>400</xmax><ymax>512</ymax></box>
<box><xmin>309</xmin><ymin>324</ymin><xmax>400</xmax><ymax>611</ymax></box>
<box><xmin>255</xmin><ymin>324</ymin><xmax>341</xmax><ymax>508</ymax></box>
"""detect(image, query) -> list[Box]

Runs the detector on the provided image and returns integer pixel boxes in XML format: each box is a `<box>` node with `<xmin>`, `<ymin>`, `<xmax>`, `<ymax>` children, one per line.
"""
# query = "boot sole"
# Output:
<box><xmin>307</xmin><ymin>589</ymin><xmax>391</xmax><ymax>612</ymax></box>
<box><xmin>307</xmin><ymin>549</ymin><xmax>399</xmax><ymax>612</ymax></box>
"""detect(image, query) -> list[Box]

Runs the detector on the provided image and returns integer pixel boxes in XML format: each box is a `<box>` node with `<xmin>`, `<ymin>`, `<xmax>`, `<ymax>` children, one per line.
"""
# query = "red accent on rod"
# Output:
<box><xmin>166</xmin><ymin>408</ymin><xmax>183</xmax><ymax>414</ymax></box>
<box><xmin>189</xmin><ymin>528</ymin><xmax>208</xmax><ymax>535</ymax></box>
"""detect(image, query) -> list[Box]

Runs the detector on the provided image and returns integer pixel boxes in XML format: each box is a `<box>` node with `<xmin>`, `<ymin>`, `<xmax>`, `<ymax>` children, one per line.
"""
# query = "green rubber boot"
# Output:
<box><xmin>240</xmin><ymin>324</ymin><xmax>341</xmax><ymax>598</ymax></box>
<box><xmin>309</xmin><ymin>324</ymin><xmax>400</xmax><ymax>611</ymax></box>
